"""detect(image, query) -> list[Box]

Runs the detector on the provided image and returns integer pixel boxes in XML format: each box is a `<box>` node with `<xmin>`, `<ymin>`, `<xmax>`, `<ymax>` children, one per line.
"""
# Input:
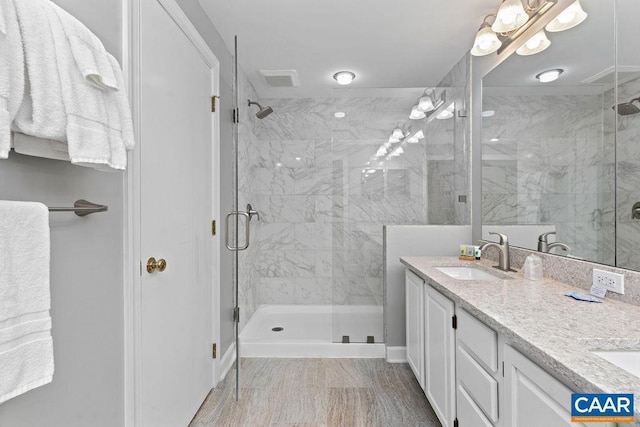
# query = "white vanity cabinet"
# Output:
<box><xmin>503</xmin><ymin>345</ymin><xmax>617</xmax><ymax>427</ymax></box>
<box><xmin>404</xmin><ymin>267</ymin><xmax>622</xmax><ymax>427</ymax></box>
<box><xmin>424</xmin><ymin>284</ymin><xmax>456</xmax><ymax>427</ymax></box>
<box><xmin>405</xmin><ymin>270</ymin><xmax>424</xmax><ymax>388</ymax></box>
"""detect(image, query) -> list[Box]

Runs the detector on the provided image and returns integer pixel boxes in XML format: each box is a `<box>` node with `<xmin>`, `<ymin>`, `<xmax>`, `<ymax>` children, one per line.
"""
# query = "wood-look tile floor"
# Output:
<box><xmin>190</xmin><ymin>358</ymin><xmax>441</xmax><ymax>427</ymax></box>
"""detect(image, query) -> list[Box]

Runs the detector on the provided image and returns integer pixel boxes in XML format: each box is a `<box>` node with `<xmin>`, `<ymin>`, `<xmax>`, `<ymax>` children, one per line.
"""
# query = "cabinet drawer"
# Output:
<box><xmin>457</xmin><ymin>308</ymin><xmax>498</xmax><ymax>372</ymax></box>
<box><xmin>457</xmin><ymin>346</ymin><xmax>498</xmax><ymax>422</ymax></box>
<box><xmin>457</xmin><ymin>384</ymin><xmax>493</xmax><ymax>427</ymax></box>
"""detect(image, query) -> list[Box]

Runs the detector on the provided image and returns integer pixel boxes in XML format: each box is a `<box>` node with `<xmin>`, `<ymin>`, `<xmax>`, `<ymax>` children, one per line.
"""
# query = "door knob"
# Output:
<box><xmin>146</xmin><ymin>257</ymin><xmax>167</xmax><ymax>273</ymax></box>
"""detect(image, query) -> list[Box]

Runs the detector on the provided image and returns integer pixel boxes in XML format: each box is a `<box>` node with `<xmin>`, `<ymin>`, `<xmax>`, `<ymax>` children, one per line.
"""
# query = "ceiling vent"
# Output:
<box><xmin>259</xmin><ymin>70</ymin><xmax>300</xmax><ymax>87</ymax></box>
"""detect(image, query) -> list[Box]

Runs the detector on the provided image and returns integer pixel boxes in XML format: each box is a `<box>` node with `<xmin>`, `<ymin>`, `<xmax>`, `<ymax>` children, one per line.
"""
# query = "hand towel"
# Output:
<box><xmin>48</xmin><ymin>2</ymin><xmax>117</xmax><ymax>91</ymax></box>
<box><xmin>0</xmin><ymin>201</ymin><xmax>54</xmax><ymax>405</ymax></box>
<box><xmin>0</xmin><ymin>0</ymin><xmax>25</xmax><ymax>158</ymax></box>
<box><xmin>45</xmin><ymin>2</ymin><xmax>132</xmax><ymax>170</ymax></box>
<box><xmin>11</xmin><ymin>0</ymin><xmax>66</xmax><ymax>142</ymax></box>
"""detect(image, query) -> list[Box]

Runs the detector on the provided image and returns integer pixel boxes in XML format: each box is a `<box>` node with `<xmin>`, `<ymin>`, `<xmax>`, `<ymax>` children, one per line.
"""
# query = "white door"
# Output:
<box><xmin>137</xmin><ymin>0</ymin><xmax>217</xmax><ymax>425</ymax></box>
<box><xmin>424</xmin><ymin>285</ymin><xmax>456</xmax><ymax>427</ymax></box>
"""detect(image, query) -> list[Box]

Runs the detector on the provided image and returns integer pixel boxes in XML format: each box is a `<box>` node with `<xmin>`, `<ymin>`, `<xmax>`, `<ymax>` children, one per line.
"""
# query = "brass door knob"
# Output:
<box><xmin>147</xmin><ymin>257</ymin><xmax>167</xmax><ymax>273</ymax></box>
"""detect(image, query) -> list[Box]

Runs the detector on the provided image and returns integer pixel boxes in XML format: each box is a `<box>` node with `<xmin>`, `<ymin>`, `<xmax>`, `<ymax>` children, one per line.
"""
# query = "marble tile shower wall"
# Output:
<box><xmin>615</xmin><ymin>75</ymin><xmax>640</xmax><ymax>270</ymax></box>
<box><xmin>482</xmin><ymin>93</ymin><xmax>615</xmax><ymax>264</ymax></box>
<box><xmin>239</xmin><ymin>96</ymin><xmax>433</xmax><ymax>314</ymax></box>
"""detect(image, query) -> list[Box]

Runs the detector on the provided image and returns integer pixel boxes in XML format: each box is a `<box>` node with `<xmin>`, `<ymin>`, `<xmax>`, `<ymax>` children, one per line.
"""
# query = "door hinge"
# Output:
<box><xmin>452</xmin><ymin>314</ymin><xmax>457</xmax><ymax>329</ymax></box>
<box><xmin>502</xmin><ymin>361</ymin><xmax>505</xmax><ymax>377</ymax></box>
<box><xmin>233</xmin><ymin>108</ymin><xmax>239</xmax><ymax>123</ymax></box>
<box><xmin>211</xmin><ymin>95</ymin><xmax>219</xmax><ymax>112</ymax></box>
<box><xmin>453</xmin><ymin>418</ymin><xmax>459</xmax><ymax>427</ymax></box>
<box><xmin>212</xmin><ymin>343</ymin><xmax>217</xmax><ymax>359</ymax></box>
<box><xmin>139</xmin><ymin>261</ymin><xmax>142</xmax><ymax>276</ymax></box>
<box><xmin>233</xmin><ymin>307</ymin><xmax>240</xmax><ymax>323</ymax></box>
<box><xmin>212</xmin><ymin>220</ymin><xmax>216</xmax><ymax>236</ymax></box>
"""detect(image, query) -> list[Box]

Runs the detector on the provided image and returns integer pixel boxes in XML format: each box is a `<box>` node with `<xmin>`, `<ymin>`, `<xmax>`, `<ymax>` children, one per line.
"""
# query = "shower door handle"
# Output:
<box><xmin>225</xmin><ymin>211</ymin><xmax>251</xmax><ymax>251</ymax></box>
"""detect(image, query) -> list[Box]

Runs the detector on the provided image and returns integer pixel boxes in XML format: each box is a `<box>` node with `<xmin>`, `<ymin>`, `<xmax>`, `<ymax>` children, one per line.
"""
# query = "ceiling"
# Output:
<box><xmin>199</xmin><ymin>0</ymin><xmax>498</xmax><ymax>98</ymax></box>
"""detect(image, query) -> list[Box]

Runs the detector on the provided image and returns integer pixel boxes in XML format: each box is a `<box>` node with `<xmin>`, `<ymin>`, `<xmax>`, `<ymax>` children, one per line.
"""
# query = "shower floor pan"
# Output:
<box><xmin>239</xmin><ymin>304</ymin><xmax>385</xmax><ymax>358</ymax></box>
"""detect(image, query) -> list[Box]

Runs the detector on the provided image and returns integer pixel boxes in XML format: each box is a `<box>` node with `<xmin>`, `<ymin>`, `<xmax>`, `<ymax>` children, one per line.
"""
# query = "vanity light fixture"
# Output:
<box><xmin>493</xmin><ymin>0</ymin><xmax>529</xmax><ymax>33</ymax></box>
<box><xmin>545</xmin><ymin>0</ymin><xmax>587</xmax><ymax>32</ymax></box>
<box><xmin>536</xmin><ymin>68</ymin><xmax>563</xmax><ymax>83</ymax></box>
<box><xmin>333</xmin><ymin>71</ymin><xmax>356</xmax><ymax>85</ymax></box>
<box><xmin>470</xmin><ymin>0</ymin><xmax>569</xmax><ymax>57</ymax></box>
<box><xmin>516</xmin><ymin>29</ymin><xmax>551</xmax><ymax>55</ymax></box>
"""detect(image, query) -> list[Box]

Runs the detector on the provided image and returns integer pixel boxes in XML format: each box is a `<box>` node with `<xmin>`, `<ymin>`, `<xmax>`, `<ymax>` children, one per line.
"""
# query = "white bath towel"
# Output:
<box><xmin>0</xmin><ymin>0</ymin><xmax>25</xmax><ymax>158</ymax></box>
<box><xmin>45</xmin><ymin>2</ymin><xmax>132</xmax><ymax>170</ymax></box>
<box><xmin>12</xmin><ymin>132</ymin><xmax>70</xmax><ymax>162</ymax></box>
<box><xmin>0</xmin><ymin>201</ymin><xmax>54</xmax><ymax>405</ymax></box>
<box><xmin>11</xmin><ymin>0</ymin><xmax>67</xmax><ymax>142</ymax></box>
<box><xmin>49</xmin><ymin>2</ymin><xmax>117</xmax><ymax>91</ymax></box>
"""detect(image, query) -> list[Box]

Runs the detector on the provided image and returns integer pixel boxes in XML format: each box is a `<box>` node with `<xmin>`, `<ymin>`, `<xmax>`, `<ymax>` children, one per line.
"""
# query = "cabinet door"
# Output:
<box><xmin>503</xmin><ymin>345</ymin><xmax>615</xmax><ymax>427</ymax></box>
<box><xmin>424</xmin><ymin>285</ymin><xmax>456</xmax><ymax>427</ymax></box>
<box><xmin>405</xmin><ymin>270</ymin><xmax>424</xmax><ymax>388</ymax></box>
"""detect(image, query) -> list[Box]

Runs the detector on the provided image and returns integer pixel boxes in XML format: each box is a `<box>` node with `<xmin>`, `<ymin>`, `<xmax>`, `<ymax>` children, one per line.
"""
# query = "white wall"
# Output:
<box><xmin>0</xmin><ymin>2</ymin><xmax>125</xmax><ymax>426</ymax></box>
<box><xmin>383</xmin><ymin>225</ymin><xmax>471</xmax><ymax>347</ymax></box>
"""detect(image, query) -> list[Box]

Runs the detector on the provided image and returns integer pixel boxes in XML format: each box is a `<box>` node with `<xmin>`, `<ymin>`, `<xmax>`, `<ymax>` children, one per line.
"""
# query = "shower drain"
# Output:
<box><xmin>271</xmin><ymin>327</ymin><xmax>284</xmax><ymax>332</ymax></box>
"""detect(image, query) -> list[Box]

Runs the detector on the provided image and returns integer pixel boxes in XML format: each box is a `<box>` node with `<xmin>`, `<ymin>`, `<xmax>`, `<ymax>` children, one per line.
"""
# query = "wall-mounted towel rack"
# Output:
<box><xmin>48</xmin><ymin>199</ymin><xmax>108</xmax><ymax>217</ymax></box>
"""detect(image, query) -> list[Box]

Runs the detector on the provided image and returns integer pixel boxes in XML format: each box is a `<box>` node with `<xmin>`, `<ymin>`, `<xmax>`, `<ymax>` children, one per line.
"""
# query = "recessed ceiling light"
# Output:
<box><xmin>482</xmin><ymin>110</ymin><xmax>496</xmax><ymax>118</ymax></box>
<box><xmin>536</xmin><ymin>68</ymin><xmax>564</xmax><ymax>83</ymax></box>
<box><xmin>333</xmin><ymin>71</ymin><xmax>356</xmax><ymax>85</ymax></box>
<box><xmin>490</xmin><ymin>138</ymin><xmax>500</xmax><ymax>142</ymax></box>
<box><xmin>334</xmin><ymin>112</ymin><xmax>346</xmax><ymax>118</ymax></box>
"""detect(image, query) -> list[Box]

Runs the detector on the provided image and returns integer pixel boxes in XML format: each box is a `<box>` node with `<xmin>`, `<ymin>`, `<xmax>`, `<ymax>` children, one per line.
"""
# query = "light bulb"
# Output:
<box><xmin>418</xmin><ymin>94</ymin><xmax>435</xmax><ymax>112</ymax></box>
<box><xmin>516</xmin><ymin>30</ymin><xmax>550</xmax><ymax>56</ymax></box>
<box><xmin>392</xmin><ymin>127</ymin><xmax>404</xmax><ymax>139</ymax></box>
<box><xmin>409</xmin><ymin>105</ymin><xmax>426</xmax><ymax>120</ymax></box>
<box><xmin>492</xmin><ymin>0</ymin><xmax>529</xmax><ymax>33</ymax></box>
<box><xmin>333</xmin><ymin>71</ymin><xmax>356</xmax><ymax>85</ymax></box>
<box><xmin>535</xmin><ymin>68</ymin><xmax>564</xmax><ymax>83</ymax></box>
<box><xmin>546</xmin><ymin>0</ymin><xmax>587</xmax><ymax>32</ymax></box>
<box><xmin>414</xmin><ymin>130</ymin><xmax>425</xmax><ymax>139</ymax></box>
<box><xmin>471</xmin><ymin>25</ymin><xmax>502</xmax><ymax>56</ymax></box>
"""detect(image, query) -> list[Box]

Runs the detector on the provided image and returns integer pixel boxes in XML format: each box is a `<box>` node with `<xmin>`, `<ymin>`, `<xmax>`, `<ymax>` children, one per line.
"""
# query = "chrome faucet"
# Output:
<box><xmin>479</xmin><ymin>232</ymin><xmax>511</xmax><ymax>271</ymax></box>
<box><xmin>538</xmin><ymin>232</ymin><xmax>570</xmax><ymax>253</ymax></box>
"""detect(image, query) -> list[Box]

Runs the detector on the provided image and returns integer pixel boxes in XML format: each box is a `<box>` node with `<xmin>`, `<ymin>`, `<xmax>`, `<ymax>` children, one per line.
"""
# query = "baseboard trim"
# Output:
<box><xmin>386</xmin><ymin>346</ymin><xmax>407</xmax><ymax>363</ymax></box>
<box><xmin>219</xmin><ymin>342</ymin><xmax>236</xmax><ymax>382</ymax></box>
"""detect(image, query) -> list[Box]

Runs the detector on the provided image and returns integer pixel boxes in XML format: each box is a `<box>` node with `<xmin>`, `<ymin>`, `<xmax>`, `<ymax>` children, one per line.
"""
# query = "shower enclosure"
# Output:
<box><xmin>227</xmin><ymin>43</ymin><xmax>470</xmax><ymax>394</ymax></box>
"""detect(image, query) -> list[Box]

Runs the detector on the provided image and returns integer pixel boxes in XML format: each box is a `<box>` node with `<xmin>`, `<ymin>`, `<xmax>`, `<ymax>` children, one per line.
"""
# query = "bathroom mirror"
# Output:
<box><xmin>481</xmin><ymin>0</ymin><xmax>640</xmax><ymax>270</ymax></box>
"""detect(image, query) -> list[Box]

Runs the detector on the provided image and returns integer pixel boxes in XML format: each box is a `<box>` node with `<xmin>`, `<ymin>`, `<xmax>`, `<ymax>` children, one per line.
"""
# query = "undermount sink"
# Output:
<box><xmin>592</xmin><ymin>350</ymin><xmax>640</xmax><ymax>378</ymax></box>
<box><xmin>435</xmin><ymin>266</ymin><xmax>500</xmax><ymax>281</ymax></box>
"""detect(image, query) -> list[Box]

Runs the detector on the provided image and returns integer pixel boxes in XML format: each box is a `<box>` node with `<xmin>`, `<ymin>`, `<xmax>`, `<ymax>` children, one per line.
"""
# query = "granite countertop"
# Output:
<box><xmin>400</xmin><ymin>256</ymin><xmax>640</xmax><ymax>421</ymax></box>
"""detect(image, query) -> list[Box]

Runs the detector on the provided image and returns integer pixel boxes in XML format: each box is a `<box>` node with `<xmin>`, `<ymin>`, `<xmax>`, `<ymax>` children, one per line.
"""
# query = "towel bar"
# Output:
<box><xmin>48</xmin><ymin>199</ymin><xmax>108</xmax><ymax>217</ymax></box>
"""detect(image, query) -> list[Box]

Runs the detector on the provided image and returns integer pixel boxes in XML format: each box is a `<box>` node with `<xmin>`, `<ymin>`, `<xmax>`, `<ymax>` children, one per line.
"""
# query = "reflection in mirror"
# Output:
<box><xmin>481</xmin><ymin>0</ymin><xmax>617</xmax><ymax>265</ymax></box>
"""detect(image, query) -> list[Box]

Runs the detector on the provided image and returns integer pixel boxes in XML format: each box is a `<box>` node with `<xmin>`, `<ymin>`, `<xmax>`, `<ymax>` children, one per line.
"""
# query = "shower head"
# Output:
<box><xmin>613</xmin><ymin>97</ymin><xmax>640</xmax><ymax>116</ymax></box>
<box><xmin>248</xmin><ymin>99</ymin><xmax>274</xmax><ymax>119</ymax></box>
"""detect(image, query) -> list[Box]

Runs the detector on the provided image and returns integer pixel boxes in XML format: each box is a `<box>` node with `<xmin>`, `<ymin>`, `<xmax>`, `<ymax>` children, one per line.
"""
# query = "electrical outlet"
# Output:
<box><xmin>592</xmin><ymin>268</ymin><xmax>625</xmax><ymax>294</ymax></box>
